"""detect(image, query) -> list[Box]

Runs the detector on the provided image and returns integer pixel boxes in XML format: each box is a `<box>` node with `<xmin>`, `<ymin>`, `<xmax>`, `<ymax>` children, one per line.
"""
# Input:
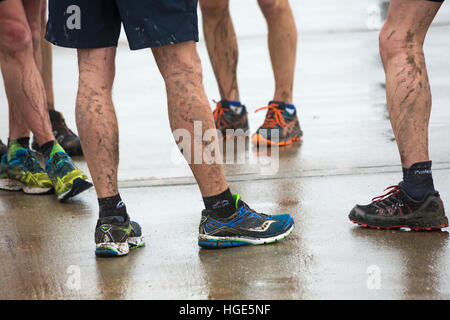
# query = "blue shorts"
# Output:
<box><xmin>45</xmin><ymin>0</ymin><xmax>199</xmax><ymax>50</ymax></box>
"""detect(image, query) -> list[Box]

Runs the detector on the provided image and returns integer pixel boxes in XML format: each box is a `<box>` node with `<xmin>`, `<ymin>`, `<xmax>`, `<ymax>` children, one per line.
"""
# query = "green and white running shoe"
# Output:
<box><xmin>0</xmin><ymin>141</ymin><xmax>53</xmax><ymax>194</ymax></box>
<box><xmin>45</xmin><ymin>142</ymin><xmax>93</xmax><ymax>201</ymax></box>
<box><xmin>95</xmin><ymin>215</ymin><xmax>145</xmax><ymax>257</ymax></box>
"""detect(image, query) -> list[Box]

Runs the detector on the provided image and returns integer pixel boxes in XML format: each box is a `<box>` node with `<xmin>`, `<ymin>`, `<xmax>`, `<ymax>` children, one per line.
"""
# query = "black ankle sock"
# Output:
<box><xmin>402</xmin><ymin>161</ymin><xmax>435</xmax><ymax>200</ymax></box>
<box><xmin>16</xmin><ymin>137</ymin><xmax>30</xmax><ymax>148</ymax></box>
<box><xmin>7</xmin><ymin>137</ymin><xmax>30</xmax><ymax>149</ymax></box>
<box><xmin>40</xmin><ymin>140</ymin><xmax>55</xmax><ymax>160</ymax></box>
<box><xmin>203</xmin><ymin>188</ymin><xmax>236</xmax><ymax>218</ymax></box>
<box><xmin>98</xmin><ymin>194</ymin><xmax>128</xmax><ymax>219</ymax></box>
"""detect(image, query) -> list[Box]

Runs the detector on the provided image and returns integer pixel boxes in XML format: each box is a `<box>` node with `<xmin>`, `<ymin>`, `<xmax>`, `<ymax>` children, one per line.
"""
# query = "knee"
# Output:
<box><xmin>258</xmin><ymin>0</ymin><xmax>287</xmax><ymax>17</ymax></box>
<box><xmin>154</xmin><ymin>42</ymin><xmax>203</xmax><ymax>84</ymax></box>
<box><xmin>0</xmin><ymin>20</ymin><xmax>33</xmax><ymax>57</ymax></box>
<box><xmin>379</xmin><ymin>25</ymin><xmax>423</xmax><ymax>66</ymax></box>
<box><xmin>199</xmin><ymin>0</ymin><xmax>228</xmax><ymax>19</ymax></box>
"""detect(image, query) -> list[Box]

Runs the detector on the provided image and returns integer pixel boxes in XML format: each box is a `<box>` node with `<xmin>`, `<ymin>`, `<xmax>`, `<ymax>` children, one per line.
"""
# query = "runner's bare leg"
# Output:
<box><xmin>0</xmin><ymin>0</ymin><xmax>53</xmax><ymax>145</ymax></box>
<box><xmin>40</xmin><ymin>0</ymin><xmax>55</xmax><ymax>111</ymax></box>
<box><xmin>199</xmin><ymin>0</ymin><xmax>239</xmax><ymax>101</ymax></box>
<box><xmin>76</xmin><ymin>47</ymin><xmax>118</xmax><ymax>198</ymax></box>
<box><xmin>152</xmin><ymin>41</ymin><xmax>229</xmax><ymax>197</ymax></box>
<box><xmin>379</xmin><ymin>0</ymin><xmax>441</xmax><ymax>168</ymax></box>
<box><xmin>258</xmin><ymin>0</ymin><xmax>297</xmax><ymax>104</ymax></box>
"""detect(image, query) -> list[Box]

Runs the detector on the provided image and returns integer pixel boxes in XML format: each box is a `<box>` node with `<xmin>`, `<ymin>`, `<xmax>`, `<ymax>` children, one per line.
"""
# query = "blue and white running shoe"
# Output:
<box><xmin>198</xmin><ymin>194</ymin><xmax>294</xmax><ymax>248</ymax></box>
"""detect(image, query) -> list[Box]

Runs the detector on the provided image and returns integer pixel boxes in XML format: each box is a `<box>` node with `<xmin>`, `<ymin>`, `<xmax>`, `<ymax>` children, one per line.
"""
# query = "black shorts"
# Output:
<box><xmin>45</xmin><ymin>0</ymin><xmax>199</xmax><ymax>50</ymax></box>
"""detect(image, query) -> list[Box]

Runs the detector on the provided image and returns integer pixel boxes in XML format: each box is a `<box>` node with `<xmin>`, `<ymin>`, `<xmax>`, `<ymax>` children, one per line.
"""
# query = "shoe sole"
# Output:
<box><xmin>0</xmin><ymin>178</ymin><xmax>53</xmax><ymax>195</ymax></box>
<box><xmin>198</xmin><ymin>224</ymin><xmax>294</xmax><ymax>249</ymax></box>
<box><xmin>349</xmin><ymin>208</ymin><xmax>449</xmax><ymax>231</ymax></box>
<box><xmin>96</xmin><ymin>236</ymin><xmax>145</xmax><ymax>257</ymax></box>
<box><xmin>58</xmin><ymin>177</ymin><xmax>93</xmax><ymax>202</ymax></box>
<box><xmin>95</xmin><ymin>242</ymin><xmax>129</xmax><ymax>257</ymax></box>
<box><xmin>128</xmin><ymin>236</ymin><xmax>146</xmax><ymax>250</ymax></box>
<box><xmin>349</xmin><ymin>218</ymin><xmax>449</xmax><ymax>231</ymax></box>
<box><xmin>252</xmin><ymin>133</ymin><xmax>303</xmax><ymax>146</ymax></box>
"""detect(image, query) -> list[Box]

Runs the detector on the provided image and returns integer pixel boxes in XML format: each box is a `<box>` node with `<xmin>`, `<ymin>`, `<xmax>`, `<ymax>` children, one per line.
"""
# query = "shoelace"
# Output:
<box><xmin>372</xmin><ymin>185</ymin><xmax>401</xmax><ymax>204</ymax></box>
<box><xmin>239</xmin><ymin>200</ymin><xmax>270</xmax><ymax>220</ymax></box>
<box><xmin>213</xmin><ymin>101</ymin><xmax>229</xmax><ymax>127</ymax></box>
<box><xmin>50</xmin><ymin>152</ymin><xmax>74</xmax><ymax>176</ymax></box>
<box><xmin>255</xmin><ymin>103</ymin><xmax>287</xmax><ymax>128</ymax></box>
<box><xmin>22</xmin><ymin>150</ymin><xmax>44</xmax><ymax>173</ymax></box>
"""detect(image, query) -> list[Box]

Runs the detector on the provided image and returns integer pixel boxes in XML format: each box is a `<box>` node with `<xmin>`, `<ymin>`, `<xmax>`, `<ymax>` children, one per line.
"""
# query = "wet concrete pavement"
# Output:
<box><xmin>2</xmin><ymin>1</ymin><xmax>450</xmax><ymax>299</ymax></box>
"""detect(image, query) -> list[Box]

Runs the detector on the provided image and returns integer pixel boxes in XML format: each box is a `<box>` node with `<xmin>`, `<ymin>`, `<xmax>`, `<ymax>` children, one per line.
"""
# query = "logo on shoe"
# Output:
<box><xmin>230</xmin><ymin>106</ymin><xmax>243</xmax><ymax>114</ymax></box>
<box><xmin>248</xmin><ymin>220</ymin><xmax>276</xmax><ymax>232</ymax></box>
<box><xmin>116</xmin><ymin>201</ymin><xmax>125</xmax><ymax>209</ymax></box>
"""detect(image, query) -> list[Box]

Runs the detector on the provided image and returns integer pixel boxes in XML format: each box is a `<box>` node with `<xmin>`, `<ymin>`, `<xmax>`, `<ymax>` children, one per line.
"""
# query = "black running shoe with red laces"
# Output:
<box><xmin>252</xmin><ymin>101</ymin><xmax>303</xmax><ymax>146</ymax></box>
<box><xmin>349</xmin><ymin>182</ymin><xmax>448</xmax><ymax>231</ymax></box>
<box><xmin>32</xmin><ymin>110</ymin><xmax>83</xmax><ymax>156</ymax></box>
<box><xmin>213</xmin><ymin>100</ymin><xmax>249</xmax><ymax>139</ymax></box>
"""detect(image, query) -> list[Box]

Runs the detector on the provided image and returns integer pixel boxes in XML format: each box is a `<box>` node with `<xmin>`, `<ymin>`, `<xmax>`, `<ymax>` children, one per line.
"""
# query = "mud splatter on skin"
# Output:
<box><xmin>76</xmin><ymin>48</ymin><xmax>119</xmax><ymax>197</ymax></box>
<box><xmin>387</xmin><ymin>30</ymin><xmax>396</xmax><ymax>40</ymax></box>
<box><xmin>405</xmin><ymin>30</ymin><xmax>414</xmax><ymax>43</ymax></box>
<box><xmin>384</xmin><ymin>24</ymin><xmax>432</xmax><ymax>167</ymax></box>
<box><xmin>1</xmin><ymin>55</ymin><xmax>53</xmax><ymax>144</ymax></box>
<box><xmin>201</xmin><ymin>4</ymin><xmax>240</xmax><ymax>101</ymax></box>
<box><xmin>152</xmin><ymin>43</ymin><xmax>228</xmax><ymax>196</ymax></box>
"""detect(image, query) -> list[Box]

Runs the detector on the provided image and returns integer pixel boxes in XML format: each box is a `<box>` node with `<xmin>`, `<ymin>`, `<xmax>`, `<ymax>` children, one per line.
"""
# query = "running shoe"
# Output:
<box><xmin>95</xmin><ymin>215</ymin><xmax>145</xmax><ymax>257</ymax></box>
<box><xmin>45</xmin><ymin>142</ymin><xmax>92</xmax><ymax>201</ymax></box>
<box><xmin>252</xmin><ymin>101</ymin><xmax>303</xmax><ymax>146</ymax></box>
<box><xmin>0</xmin><ymin>155</ymin><xmax>18</xmax><ymax>191</ymax></box>
<box><xmin>0</xmin><ymin>142</ymin><xmax>53</xmax><ymax>194</ymax></box>
<box><xmin>32</xmin><ymin>109</ymin><xmax>83</xmax><ymax>156</ymax></box>
<box><xmin>0</xmin><ymin>139</ymin><xmax>7</xmax><ymax>158</ymax></box>
<box><xmin>213</xmin><ymin>100</ymin><xmax>249</xmax><ymax>139</ymax></box>
<box><xmin>198</xmin><ymin>194</ymin><xmax>294</xmax><ymax>248</ymax></box>
<box><xmin>349</xmin><ymin>182</ymin><xmax>449</xmax><ymax>230</ymax></box>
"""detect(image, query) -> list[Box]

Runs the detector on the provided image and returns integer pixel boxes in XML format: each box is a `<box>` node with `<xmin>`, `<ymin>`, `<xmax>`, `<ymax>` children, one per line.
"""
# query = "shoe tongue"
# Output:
<box><xmin>50</xmin><ymin>142</ymin><xmax>66</xmax><ymax>159</ymax></box>
<box><xmin>232</xmin><ymin>194</ymin><xmax>249</xmax><ymax>210</ymax></box>
<box><xmin>269</xmin><ymin>101</ymin><xmax>286</xmax><ymax>110</ymax></box>
<box><xmin>232</xmin><ymin>194</ymin><xmax>241</xmax><ymax>210</ymax></box>
<box><xmin>218</xmin><ymin>100</ymin><xmax>231</xmax><ymax>109</ymax></box>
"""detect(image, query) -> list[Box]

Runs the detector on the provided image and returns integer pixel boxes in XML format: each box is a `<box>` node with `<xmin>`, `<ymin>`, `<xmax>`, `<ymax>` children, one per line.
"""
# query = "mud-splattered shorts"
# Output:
<box><xmin>45</xmin><ymin>0</ymin><xmax>199</xmax><ymax>50</ymax></box>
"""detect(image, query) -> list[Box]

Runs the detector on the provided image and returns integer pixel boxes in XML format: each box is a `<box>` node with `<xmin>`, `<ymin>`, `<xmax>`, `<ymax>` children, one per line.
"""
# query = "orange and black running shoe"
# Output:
<box><xmin>213</xmin><ymin>100</ymin><xmax>249</xmax><ymax>140</ymax></box>
<box><xmin>349</xmin><ymin>182</ymin><xmax>448</xmax><ymax>231</ymax></box>
<box><xmin>252</xmin><ymin>101</ymin><xmax>303</xmax><ymax>146</ymax></box>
